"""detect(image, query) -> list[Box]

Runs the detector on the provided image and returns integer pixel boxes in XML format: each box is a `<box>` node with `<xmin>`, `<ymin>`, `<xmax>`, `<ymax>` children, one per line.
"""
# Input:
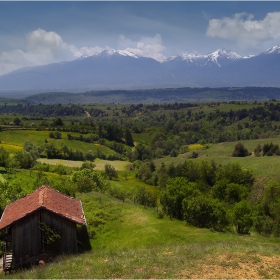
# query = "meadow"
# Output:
<box><xmin>3</xmin><ymin>191</ymin><xmax>280</xmax><ymax>279</ymax></box>
<box><xmin>0</xmin><ymin>130</ymin><xmax>117</xmax><ymax>156</ymax></box>
<box><xmin>154</xmin><ymin>138</ymin><xmax>280</xmax><ymax>182</ymax></box>
<box><xmin>1</xmin><ymin>100</ymin><xmax>280</xmax><ymax>278</ymax></box>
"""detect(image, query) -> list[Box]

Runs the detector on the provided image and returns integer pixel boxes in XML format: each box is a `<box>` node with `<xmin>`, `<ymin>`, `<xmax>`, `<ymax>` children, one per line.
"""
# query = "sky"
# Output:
<box><xmin>0</xmin><ymin>1</ymin><xmax>280</xmax><ymax>76</ymax></box>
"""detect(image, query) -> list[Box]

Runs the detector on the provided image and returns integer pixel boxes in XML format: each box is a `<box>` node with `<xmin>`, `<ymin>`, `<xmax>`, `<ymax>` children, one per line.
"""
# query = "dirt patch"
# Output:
<box><xmin>178</xmin><ymin>254</ymin><xmax>280</xmax><ymax>279</ymax></box>
<box><xmin>125</xmin><ymin>164</ymin><xmax>132</xmax><ymax>171</ymax></box>
<box><xmin>0</xmin><ymin>257</ymin><xmax>3</xmax><ymax>272</ymax></box>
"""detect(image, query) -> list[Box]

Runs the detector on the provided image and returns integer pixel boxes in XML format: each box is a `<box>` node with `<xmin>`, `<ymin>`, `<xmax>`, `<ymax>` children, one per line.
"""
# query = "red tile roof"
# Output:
<box><xmin>0</xmin><ymin>185</ymin><xmax>86</xmax><ymax>230</ymax></box>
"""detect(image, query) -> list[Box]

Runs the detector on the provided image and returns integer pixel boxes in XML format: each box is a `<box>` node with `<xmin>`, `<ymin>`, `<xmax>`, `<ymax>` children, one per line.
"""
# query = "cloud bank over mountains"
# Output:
<box><xmin>1</xmin><ymin>45</ymin><xmax>280</xmax><ymax>92</ymax></box>
<box><xmin>207</xmin><ymin>12</ymin><xmax>280</xmax><ymax>48</ymax></box>
<box><xmin>0</xmin><ymin>29</ymin><xmax>167</xmax><ymax>76</ymax></box>
<box><xmin>1</xmin><ymin>10</ymin><xmax>280</xmax><ymax>77</ymax></box>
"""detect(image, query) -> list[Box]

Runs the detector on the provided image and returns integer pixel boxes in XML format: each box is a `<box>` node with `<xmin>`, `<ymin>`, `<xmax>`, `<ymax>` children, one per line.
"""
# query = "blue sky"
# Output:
<box><xmin>1</xmin><ymin>1</ymin><xmax>280</xmax><ymax>75</ymax></box>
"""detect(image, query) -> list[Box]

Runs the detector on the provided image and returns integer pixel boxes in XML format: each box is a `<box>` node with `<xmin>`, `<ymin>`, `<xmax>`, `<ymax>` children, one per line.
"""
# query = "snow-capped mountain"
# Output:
<box><xmin>1</xmin><ymin>46</ymin><xmax>280</xmax><ymax>92</ymax></box>
<box><xmin>94</xmin><ymin>49</ymin><xmax>140</xmax><ymax>58</ymax></box>
<box><xmin>166</xmin><ymin>48</ymin><xmax>243</xmax><ymax>67</ymax></box>
<box><xmin>263</xmin><ymin>45</ymin><xmax>280</xmax><ymax>55</ymax></box>
<box><xmin>204</xmin><ymin>49</ymin><xmax>243</xmax><ymax>66</ymax></box>
<box><xmin>74</xmin><ymin>50</ymin><xmax>140</xmax><ymax>63</ymax></box>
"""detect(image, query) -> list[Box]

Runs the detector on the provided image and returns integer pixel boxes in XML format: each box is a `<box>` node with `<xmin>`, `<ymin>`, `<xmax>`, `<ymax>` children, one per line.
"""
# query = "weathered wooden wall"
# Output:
<box><xmin>12</xmin><ymin>211</ymin><xmax>41</xmax><ymax>265</ymax></box>
<box><xmin>41</xmin><ymin>210</ymin><xmax>78</xmax><ymax>254</ymax></box>
<box><xmin>11</xmin><ymin>209</ymin><xmax>78</xmax><ymax>266</ymax></box>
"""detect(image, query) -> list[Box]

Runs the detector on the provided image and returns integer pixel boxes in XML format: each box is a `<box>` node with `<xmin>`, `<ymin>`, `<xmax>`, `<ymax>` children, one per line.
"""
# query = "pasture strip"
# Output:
<box><xmin>37</xmin><ymin>158</ymin><xmax>130</xmax><ymax>171</ymax></box>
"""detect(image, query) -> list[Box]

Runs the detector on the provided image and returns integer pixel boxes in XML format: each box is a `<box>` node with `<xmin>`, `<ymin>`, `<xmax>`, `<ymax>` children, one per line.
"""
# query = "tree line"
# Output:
<box><xmin>131</xmin><ymin>159</ymin><xmax>280</xmax><ymax>236</ymax></box>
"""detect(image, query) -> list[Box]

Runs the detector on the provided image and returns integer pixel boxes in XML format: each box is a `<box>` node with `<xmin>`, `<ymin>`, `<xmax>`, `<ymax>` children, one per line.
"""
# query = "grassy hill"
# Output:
<box><xmin>2</xmin><ymin>100</ymin><xmax>280</xmax><ymax>278</ymax></box>
<box><xmin>0</xmin><ymin>130</ymin><xmax>119</xmax><ymax>158</ymax></box>
<box><xmin>3</xmin><ymin>190</ymin><xmax>280</xmax><ymax>279</ymax></box>
<box><xmin>0</xmin><ymin>140</ymin><xmax>280</xmax><ymax>277</ymax></box>
<box><xmin>155</xmin><ymin>138</ymin><xmax>280</xmax><ymax>183</ymax></box>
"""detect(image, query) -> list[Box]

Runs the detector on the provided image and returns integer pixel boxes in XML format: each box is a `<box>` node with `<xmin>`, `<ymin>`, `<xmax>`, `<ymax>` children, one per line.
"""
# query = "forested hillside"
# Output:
<box><xmin>21</xmin><ymin>87</ymin><xmax>280</xmax><ymax>103</ymax></box>
<box><xmin>1</xmin><ymin>100</ymin><xmax>280</xmax><ymax>277</ymax></box>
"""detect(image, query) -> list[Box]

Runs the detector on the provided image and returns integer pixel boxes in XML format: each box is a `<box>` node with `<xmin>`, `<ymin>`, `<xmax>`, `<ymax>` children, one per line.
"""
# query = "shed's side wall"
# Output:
<box><xmin>11</xmin><ymin>209</ymin><xmax>78</xmax><ymax>266</ymax></box>
<box><xmin>12</xmin><ymin>211</ymin><xmax>41</xmax><ymax>265</ymax></box>
<box><xmin>42</xmin><ymin>210</ymin><xmax>78</xmax><ymax>254</ymax></box>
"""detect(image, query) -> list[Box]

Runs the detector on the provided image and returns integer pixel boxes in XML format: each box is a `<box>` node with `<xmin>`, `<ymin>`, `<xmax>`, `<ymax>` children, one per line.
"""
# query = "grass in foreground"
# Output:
<box><xmin>9</xmin><ymin>241</ymin><xmax>280</xmax><ymax>279</ymax></box>
<box><xmin>4</xmin><ymin>191</ymin><xmax>280</xmax><ymax>279</ymax></box>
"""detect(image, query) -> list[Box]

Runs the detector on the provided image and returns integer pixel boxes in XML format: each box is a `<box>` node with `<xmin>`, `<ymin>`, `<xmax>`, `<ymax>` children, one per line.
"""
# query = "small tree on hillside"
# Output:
<box><xmin>52</xmin><ymin>118</ymin><xmax>64</xmax><ymax>126</ymax></box>
<box><xmin>71</xmin><ymin>169</ymin><xmax>104</xmax><ymax>192</ymax></box>
<box><xmin>0</xmin><ymin>147</ymin><xmax>9</xmax><ymax>170</ymax></box>
<box><xmin>232</xmin><ymin>142</ymin><xmax>249</xmax><ymax>157</ymax></box>
<box><xmin>124</xmin><ymin>129</ymin><xmax>134</xmax><ymax>146</ymax></box>
<box><xmin>13</xmin><ymin>117</ymin><xmax>21</xmax><ymax>126</ymax></box>
<box><xmin>254</xmin><ymin>144</ymin><xmax>262</xmax><ymax>157</ymax></box>
<box><xmin>105</xmin><ymin>163</ymin><xmax>118</xmax><ymax>180</ymax></box>
<box><xmin>231</xmin><ymin>200</ymin><xmax>253</xmax><ymax>234</ymax></box>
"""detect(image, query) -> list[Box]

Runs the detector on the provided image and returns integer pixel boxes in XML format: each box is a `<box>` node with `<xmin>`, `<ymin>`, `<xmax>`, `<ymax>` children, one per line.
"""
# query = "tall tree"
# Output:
<box><xmin>105</xmin><ymin>163</ymin><xmax>118</xmax><ymax>180</ymax></box>
<box><xmin>0</xmin><ymin>147</ymin><xmax>9</xmax><ymax>170</ymax></box>
<box><xmin>232</xmin><ymin>142</ymin><xmax>249</xmax><ymax>157</ymax></box>
<box><xmin>124</xmin><ymin>129</ymin><xmax>134</xmax><ymax>146</ymax></box>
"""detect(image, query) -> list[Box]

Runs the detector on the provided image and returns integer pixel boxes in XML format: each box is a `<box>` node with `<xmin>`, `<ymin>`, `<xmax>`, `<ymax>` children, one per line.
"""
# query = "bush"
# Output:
<box><xmin>254</xmin><ymin>214</ymin><xmax>273</xmax><ymax>236</ymax></box>
<box><xmin>104</xmin><ymin>163</ymin><xmax>118</xmax><ymax>180</ymax></box>
<box><xmin>49</xmin><ymin>131</ymin><xmax>62</xmax><ymax>139</ymax></box>
<box><xmin>134</xmin><ymin>186</ymin><xmax>157</xmax><ymax>208</ymax></box>
<box><xmin>107</xmin><ymin>186</ymin><xmax>127</xmax><ymax>202</ymax></box>
<box><xmin>170</xmin><ymin>149</ymin><xmax>178</xmax><ymax>157</ymax></box>
<box><xmin>232</xmin><ymin>142</ymin><xmax>249</xmax><ymax>157</ymax></box>
<box><xmin>53</xmin><ymin>164</ymin><xmax>67</xmax><ymax>175</ymax></box>
<box><xmin>81</xmin><ymin>162</ymin><xmax>96</xmax><ymax>170</ymax></box>
<box><xmin>85</xmin><ymin>151</ymin><xmax>97</xmax><ymax>161</ymax></box>
<box><xmin>183</xmin><ymin>196</ymin><xmax>228</xmax><ymax>231</ymax></box>
<box><xmin>262</xmin><ymin>142</ymin><xmax>280</xmax><ymax>156</ymax></box>
<box><xmin>34</xmin><ymin>163</ymin><xmax>50</xmax><ymax>172</ymax></box>
<box><xmin>231</xmin><ymin>200</ymin><xmax>253</xmax><ymax>234</ymax></box>
<box><xmin>71</xmin><ymin>169</ymin><xmax>104</xmax><ymax>192</ymax></box>
<box><xmin>189</xmin><ymin>151</ymin><xmax>198</xmax><ymax>158</ymax></box>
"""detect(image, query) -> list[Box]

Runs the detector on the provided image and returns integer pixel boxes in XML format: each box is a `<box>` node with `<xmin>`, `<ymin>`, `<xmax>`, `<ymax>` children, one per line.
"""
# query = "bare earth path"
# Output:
<box><xmin>178</xmin><ymin>253</ymin><xmax>280</xmax><ymax>278</ymax></box>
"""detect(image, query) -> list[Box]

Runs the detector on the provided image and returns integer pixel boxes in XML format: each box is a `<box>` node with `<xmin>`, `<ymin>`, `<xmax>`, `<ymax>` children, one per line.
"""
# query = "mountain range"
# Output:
<box><xmin>0</xmin><ymin>46</ymin><xmax>280</xmax><ymax>93</ymax></box>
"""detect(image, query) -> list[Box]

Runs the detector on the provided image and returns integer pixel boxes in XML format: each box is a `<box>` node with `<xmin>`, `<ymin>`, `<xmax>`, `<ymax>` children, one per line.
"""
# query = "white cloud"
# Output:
<box><xmin>72</xmin><ymin>46</ymin><xmax>112</xmax><ymax>58</ymax></box>
<box><xmin>0</xmin><ymin>29</ymin><xmax>77</xmax><ymax>75</ymax></box>
<box><xmin>118</xmin><ymin>34</ymin><xmax>136</xmax><ymax>49</ymax></box>
<box><xmin>118</xmin><ymin>34</ymin><xmax>166</xmax><ymax>61</ymax></box>
<box><xmin>206</xmin><ymin>12</ymin><xmax>280</xmax><ymax>48</ymax></box>
<box><xmin>0</xmin><ymin>29</ymin><xmax>167</xmax><ymax>76</ymax></box>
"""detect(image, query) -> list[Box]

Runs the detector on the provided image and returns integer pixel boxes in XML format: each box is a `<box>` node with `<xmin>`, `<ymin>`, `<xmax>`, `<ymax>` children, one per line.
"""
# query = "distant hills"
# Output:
<box><xmin>23</xmin><ymin>87</ymin><xmax>280</xmax><ymax>104</ymax></box>
<box><xmin>0</xmin><ymin>46</ymin><xmax>280</xmax><ymax>95</ymax></box>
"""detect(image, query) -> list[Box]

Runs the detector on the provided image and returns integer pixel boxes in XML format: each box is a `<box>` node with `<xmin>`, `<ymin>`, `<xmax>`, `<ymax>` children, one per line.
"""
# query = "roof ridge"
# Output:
<box><xmin>41</xmin><ymin>185</ymin><xmax>77</xmax><ymax>200</ymax></box>
<box><xmin>0</xmin><ymin>185</ymin><xmax>86</xmax><ymax>230</ymax></box>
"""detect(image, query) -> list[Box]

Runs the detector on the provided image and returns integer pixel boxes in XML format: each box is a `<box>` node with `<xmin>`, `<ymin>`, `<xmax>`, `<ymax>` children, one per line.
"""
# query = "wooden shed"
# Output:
<box><xmin>0</xmin><ymin>185</ymin><xmax>87</xmax><ymax>271</ymax></box>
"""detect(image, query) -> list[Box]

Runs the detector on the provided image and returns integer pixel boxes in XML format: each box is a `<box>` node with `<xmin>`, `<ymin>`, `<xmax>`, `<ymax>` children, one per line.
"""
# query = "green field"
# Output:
<box><xmin>0</xmin><ymin>130</ymin><xmax>117</xmax><ymax>156</ymax></box>
<box><xmin>154</xmin><ymin>138</ymin><xmax>280</xmax><ymax>182</ymax></box>
<box><xmin>3</xmin><ymin>190</ymin><xmax>280</xmax><ymax>279</ymax></box>
<box><xmin>2</xmin><ymin>100</ymin><xmax>280</xmax><ymax>278</ymax></box>
<box><xmin>0</xmin><ymin>143</ymin><xmax>22</xmax><ymax>153</ymax></box>
<box><xmin>37</xmin><ymin>158</ymin><xmax>131</xmax><ymax>171</ymax></box>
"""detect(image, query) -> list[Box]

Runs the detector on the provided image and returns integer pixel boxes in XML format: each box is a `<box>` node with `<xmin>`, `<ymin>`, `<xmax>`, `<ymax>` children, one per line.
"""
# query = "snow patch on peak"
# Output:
<box><xmin>116</xmin><ymin>50</ymin><xmax>139</xmax><ymax>58</ymax></box>
<box><xmin>165</xmin><ymin>48</ymin><xmax>243</xmax><ymax>67</ymax></box>
<box><xmin>264</xmin><ymin>46</ymin><xmax>280</xmax><ymax>54</ymax></box>
<box><xmin>207</xmin><ymin>48</ymin><xmax>243</xmax><ymax>60</ymax></box>
<box><xmin>94</xmin><ymin>49</ymin><xmax>139</xmax><ymax>58</ymax></box>
<box><xmin>106</xmin><ymin>49</ymin><xmax>117</xmax><ymax>55</ymax></box>
<box><xmin>167</xmin><ymin>52</ymin><xmax>205</xmax><ymax>62</ymax></box>
<box><xmin>204</xmin><ymin>48</ymin><xmax>243</xmax><ymax>67</ymax></box>
<box><xmin>182</xmin><ymin>53</ymin><xmax>204</xmax><ymax>60</ymax></box>
<box><xmin>76</xmin><ymin>54</ymin><xmax>89</xmax><ymax>60</ymax></box>
<box><xmin>243</xmin><ymin>54</ymin><xmax>255</xmax><ymax>59</ymax></box>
